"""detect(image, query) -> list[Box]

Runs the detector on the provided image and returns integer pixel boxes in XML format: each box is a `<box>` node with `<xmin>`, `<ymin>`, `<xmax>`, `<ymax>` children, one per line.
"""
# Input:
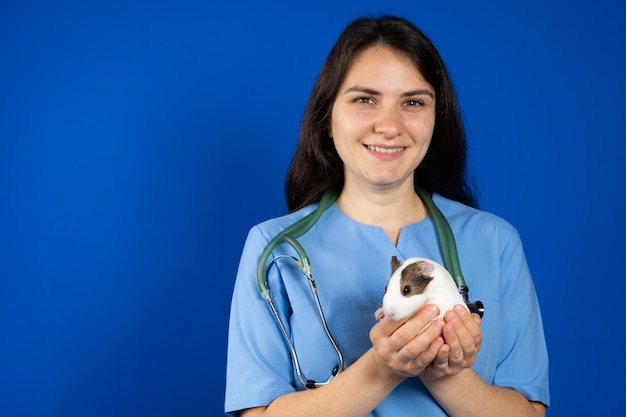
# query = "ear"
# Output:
<box><xmin>416</xmin><ymin>260</ymin><xmax>434</xmax><ymax>276</ymax></box>
<box><xmin>391</xmin><ymin>256</ymin><xmax>403</xmax><ymax>274</ymax></box>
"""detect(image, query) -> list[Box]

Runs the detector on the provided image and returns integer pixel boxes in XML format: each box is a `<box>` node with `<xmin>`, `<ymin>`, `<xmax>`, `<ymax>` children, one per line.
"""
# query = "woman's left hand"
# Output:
<box><xmin>420</xmin><ymin>304</ymin><xmax>482</xmax><ymax>381</ymax></box>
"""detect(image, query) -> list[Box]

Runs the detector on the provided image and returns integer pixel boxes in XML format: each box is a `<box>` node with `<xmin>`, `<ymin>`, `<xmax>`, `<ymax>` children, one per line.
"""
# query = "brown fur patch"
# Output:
<box><xmin>391</xmin><ymin>256</ymin><xmax>403</xmax><ymax>274</ymax></box>
<box><xmin>400</xmin><ymin>262</ymin><xmax>433</xmax><ymax>297</ymax></box>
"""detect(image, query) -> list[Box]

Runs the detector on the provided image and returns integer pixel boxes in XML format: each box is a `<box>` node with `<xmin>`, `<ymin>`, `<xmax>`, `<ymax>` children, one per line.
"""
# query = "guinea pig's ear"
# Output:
<box><xmin>416</xmin><ymin>260</ymin><xmax>434</xmax><ymax>276</ymax></box>
<box><xmin>391</xmin><ymin>256</ymin><xmax>403</xmax><ymax>274</ymax></box>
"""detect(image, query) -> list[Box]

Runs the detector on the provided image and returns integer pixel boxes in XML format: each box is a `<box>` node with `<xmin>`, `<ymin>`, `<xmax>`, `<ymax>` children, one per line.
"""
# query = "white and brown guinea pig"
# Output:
<box><xmin>374</xmin><ymin>256</ymin><xmax>469</xmax><ymax>321</ymax></box>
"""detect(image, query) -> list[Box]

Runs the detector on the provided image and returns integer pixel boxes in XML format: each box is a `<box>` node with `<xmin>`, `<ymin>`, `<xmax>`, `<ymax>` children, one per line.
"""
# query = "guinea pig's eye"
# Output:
<box><xmin>402</xmin><ymin>285</ymin><xmax>411</xmax><ymax>295</ymax></box>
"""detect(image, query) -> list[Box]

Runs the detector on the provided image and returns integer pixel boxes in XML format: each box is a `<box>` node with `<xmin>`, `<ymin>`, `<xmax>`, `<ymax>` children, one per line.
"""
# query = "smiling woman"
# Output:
<box><xmin>330</xmin><ymin>46</ymin><xmax>436</xmax><ymax>202</ymax></box>
<box><xmin>225</xmin><ymin>14</ymin><xmax>549</xmax><ymax>417</ymax></box>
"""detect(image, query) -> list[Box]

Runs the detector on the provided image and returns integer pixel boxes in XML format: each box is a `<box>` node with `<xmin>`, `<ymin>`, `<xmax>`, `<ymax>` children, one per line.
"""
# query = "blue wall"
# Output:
<box><xmin>1</xmin><ymin>1</ymin><xmax>624</xmax><ymax>415</ymax></box>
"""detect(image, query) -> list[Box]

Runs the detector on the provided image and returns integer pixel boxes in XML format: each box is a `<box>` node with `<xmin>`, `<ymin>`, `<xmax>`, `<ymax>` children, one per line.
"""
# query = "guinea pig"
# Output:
<box><xmin>374</xmin><ymin>256</ymin><xmax>468</xmax><ymax>321</ymax></box>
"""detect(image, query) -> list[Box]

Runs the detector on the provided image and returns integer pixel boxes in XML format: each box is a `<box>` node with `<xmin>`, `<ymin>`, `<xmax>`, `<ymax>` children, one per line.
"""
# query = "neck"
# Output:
<box><xmin>336</xmin><ymin>184</ymin><xmax>428</xmax><ymax>245</ymax></box>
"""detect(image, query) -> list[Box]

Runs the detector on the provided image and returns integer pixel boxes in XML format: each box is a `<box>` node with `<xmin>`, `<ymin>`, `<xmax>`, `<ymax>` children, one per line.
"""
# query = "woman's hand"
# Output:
<box><xmin>420</xmin><ymin>304</ymin><xmax>483</xmax><ymax>381</ymax></box>
<box><xmin>369</xmin><ymin>304</ymin><xmax>446</xmax><ymax>378</ymax></box>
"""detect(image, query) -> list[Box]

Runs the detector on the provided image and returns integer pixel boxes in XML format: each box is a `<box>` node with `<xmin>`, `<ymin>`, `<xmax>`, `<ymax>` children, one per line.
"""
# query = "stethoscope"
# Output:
<box><xmin>256</xmin><ymin>185</ymin><xmax>484</xmax><ymax>389</ymax></box>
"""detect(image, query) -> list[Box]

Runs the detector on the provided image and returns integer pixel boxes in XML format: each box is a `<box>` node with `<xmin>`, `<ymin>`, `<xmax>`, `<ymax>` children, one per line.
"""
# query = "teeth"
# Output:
<box><xmin>367</xmin><ymin>145</ymin><xmax>404</xmax><ymax>154</ymax></box>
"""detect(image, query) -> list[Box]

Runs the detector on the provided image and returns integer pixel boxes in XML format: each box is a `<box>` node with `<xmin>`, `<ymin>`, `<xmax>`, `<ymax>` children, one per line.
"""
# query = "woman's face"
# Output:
<box><xmin>330</xmin><ymin>45</ymin><xmax>435</xmax><ymax>192</ymax></box>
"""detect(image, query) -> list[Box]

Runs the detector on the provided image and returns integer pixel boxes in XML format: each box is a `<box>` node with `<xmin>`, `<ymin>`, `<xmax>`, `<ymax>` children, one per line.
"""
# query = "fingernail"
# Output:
<box><xmin>454</xmin><ymin>304</ymin><xmax>468</xmax><ymax>315</ymax></box>
<box><xmin>433</xmin><ymin>320</ymin><xmax>444</xmax><ymax>332</ymax></box>
<box><xmin>427</xmin><ymin>304</ymin><xmax>439</xmax><ymax>316</ymax></box>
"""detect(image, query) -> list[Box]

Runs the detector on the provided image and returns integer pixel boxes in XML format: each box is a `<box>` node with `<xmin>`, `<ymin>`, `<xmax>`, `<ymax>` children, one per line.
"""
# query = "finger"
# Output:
<box><xmin>372</xmin><ymin>314</ymin><xmax>406</xmax><ymax>336</ymax></box>
<box><xmin>441</xmin><ymin>320</ymin><xmax>464</xmax><ymax>367</ymax></box>
<box><xmin>369</xmin><ymin>308</ymin><xmax>439</xmax><ymax>368</ymax></box>
<box><xmin>444</xmin><ymin>308</ymin><xmax>480</xmax><ymax>364</ymax></box>
<box><xmin>431</xmin><ymin>341</ymin><xmax>450</xmax><ymax>371</ymax></box>
<box><xmin>369</xmin><ymin>316</ymin><xmax>405</xmax><ymax>362</ymax></box>
<box><xmin>455</xmin><ymin>305</ymin><xmax>481</xmax><ymax>335</ymax></box>
<box><xmin>408</xmin><ymin>336</ymin><xmax>444</xmax><ymax>375</ymax></box>
<box><xmin>387</xmin><ymin>304</ymin><xmax>440</xmax><ymax>351</ymax></box>
<box><xmin>453</xmin><ymin>305</ymin><xmax>483</xmax><ymax>351</ymax></box>
<box><xmin>397</xmin><ymin>318</ymin><xmax>444</xmax><ymax>363</ymax></box>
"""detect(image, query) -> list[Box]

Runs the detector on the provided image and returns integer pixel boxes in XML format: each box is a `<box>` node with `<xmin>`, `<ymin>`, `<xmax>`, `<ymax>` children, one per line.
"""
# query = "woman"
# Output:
<box><xmin>225</xmin><ymin>15</ymin><xmax>549</xmax><ymax>417</ymax></box>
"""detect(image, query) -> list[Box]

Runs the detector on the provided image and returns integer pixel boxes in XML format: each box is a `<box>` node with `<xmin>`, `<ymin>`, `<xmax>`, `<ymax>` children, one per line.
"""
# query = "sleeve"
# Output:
<box><xmin>224</xmin><ymin>226</ymin><xmax>298</xmax><ymax>416</ymax></box>
<box><xmin>494</xmin><ymin>227</ymin><xmax>550</xmax><ymax>407</ymax></box>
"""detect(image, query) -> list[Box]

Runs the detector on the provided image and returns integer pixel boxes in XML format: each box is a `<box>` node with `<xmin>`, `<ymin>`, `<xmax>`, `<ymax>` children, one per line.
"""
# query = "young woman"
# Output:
<box><xmin>225</xmin><ymin>15</ymin><xmax>549</xmax><ymax>417</ymax></box>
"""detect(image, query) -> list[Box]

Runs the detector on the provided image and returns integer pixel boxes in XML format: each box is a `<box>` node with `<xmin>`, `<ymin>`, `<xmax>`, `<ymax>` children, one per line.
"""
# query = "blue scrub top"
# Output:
<box><xmin>224</xmin><ymin>194</ymin><xmax>550</xmax><ymax>416</ymax></box>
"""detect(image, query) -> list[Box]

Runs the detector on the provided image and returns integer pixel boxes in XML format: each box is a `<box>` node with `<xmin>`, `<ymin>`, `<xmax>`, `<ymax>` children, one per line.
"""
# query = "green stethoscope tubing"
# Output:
<box><xmin>256</xmin><ymin>187</ymin><xmax>343</xmax><ymax>388</ymax></box>
<box><xmin>257</xmin><ymin>185</ymin><xmax>470</xmax><ymax>297</ymax></box>
<box><xmin>414</xmin><ymin>185</ymin><xmax>468</xmax><ymax>296</ymax></box>
<box><xmin>256</xmin><ymin>185</ymin><xmax>483</xmax><ymax>389</ymax></box>
<box><xmin>256</xmin><ymin>187</ymin><xmax>341</xmax><ymax>300</ymax></box>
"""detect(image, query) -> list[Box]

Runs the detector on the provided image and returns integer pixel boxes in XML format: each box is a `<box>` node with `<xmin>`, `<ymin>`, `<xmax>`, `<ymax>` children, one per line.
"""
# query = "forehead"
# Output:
<box><xmin>341</xmin><ymin>45</ymin><xmax>432</xmax><ymax>91</ymax></box>
<box><xmin>353</xmin><ymin>45</ymin><xmax>417</xmax><ymax>68</ymax></box>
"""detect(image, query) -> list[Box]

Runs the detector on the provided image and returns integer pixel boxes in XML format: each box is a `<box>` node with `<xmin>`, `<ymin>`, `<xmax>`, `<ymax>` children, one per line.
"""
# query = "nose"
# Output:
<box><xmin>374</xmin><ymin>106</ymin><xmax>403</xmax><ymax>139</ymax></box>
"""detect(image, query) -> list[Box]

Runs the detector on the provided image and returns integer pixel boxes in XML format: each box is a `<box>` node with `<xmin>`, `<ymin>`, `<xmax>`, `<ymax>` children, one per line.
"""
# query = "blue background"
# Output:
<box><xmin>1</xmin><ymin>0</ymin><xmax>624</xmax><ymax>416</ymax></box>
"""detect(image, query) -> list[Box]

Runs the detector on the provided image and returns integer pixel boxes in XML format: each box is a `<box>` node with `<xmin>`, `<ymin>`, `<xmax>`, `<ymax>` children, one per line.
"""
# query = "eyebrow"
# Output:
<box><xmin>344</xmin><ymin>85</ymin><xmax>435</xmax><ymax>98</ymax></box>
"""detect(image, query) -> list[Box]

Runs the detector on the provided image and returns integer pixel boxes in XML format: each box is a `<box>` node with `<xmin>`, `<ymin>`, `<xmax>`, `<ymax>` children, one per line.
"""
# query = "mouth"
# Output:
<box><xmin>365</xmin><ymin>145</ymin><xmax>406</xmax><ymax>154</ymax></box>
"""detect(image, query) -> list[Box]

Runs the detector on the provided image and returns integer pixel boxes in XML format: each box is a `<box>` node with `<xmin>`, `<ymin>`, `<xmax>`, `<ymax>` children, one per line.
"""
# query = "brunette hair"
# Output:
<box><xmin>285</xmin><ymin>15</ymin><xmax>477</xmax><ymax>212</ymax></box>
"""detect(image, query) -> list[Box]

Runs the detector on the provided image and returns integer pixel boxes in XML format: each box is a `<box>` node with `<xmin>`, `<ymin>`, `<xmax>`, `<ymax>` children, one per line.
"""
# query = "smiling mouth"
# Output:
<box><xmin>366</xmin><ymin>145</ymin><xmax>405</xmax><ymax>154</ymax></box>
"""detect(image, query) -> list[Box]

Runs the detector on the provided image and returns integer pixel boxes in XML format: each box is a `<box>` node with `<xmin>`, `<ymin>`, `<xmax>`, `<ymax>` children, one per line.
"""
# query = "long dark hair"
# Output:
<box><xmin>285</xmin><ymin>15</ymin><xmax>477</xmax><ymax>212</ymax></box>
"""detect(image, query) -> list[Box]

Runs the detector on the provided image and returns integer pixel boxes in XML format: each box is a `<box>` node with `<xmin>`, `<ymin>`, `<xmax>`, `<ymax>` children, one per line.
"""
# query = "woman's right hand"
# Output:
<box><xmin>369</xmin><ymin>304</ymin><xmax>445</xmax><ymax>378</ymax></box>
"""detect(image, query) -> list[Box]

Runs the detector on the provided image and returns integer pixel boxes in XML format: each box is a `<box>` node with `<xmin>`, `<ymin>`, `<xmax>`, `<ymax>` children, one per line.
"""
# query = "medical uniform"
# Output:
<box><xmin>224</xmin><ymin>194</ymin><xmax>550</xmax><ymax>416</ymax></box>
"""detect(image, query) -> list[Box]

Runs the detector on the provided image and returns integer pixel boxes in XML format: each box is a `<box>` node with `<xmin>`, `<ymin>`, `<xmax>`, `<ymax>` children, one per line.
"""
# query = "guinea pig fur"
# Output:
<box><xmin>374</xmin><ymin>256</ymin><xmax>468</xmax><ymax>321</ymax></box>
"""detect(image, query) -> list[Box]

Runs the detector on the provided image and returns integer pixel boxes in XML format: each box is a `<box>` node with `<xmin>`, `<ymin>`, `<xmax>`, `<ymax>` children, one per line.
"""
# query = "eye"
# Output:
<box><xmin>402</xmin><ymin>285</ymin><xmax>411</xmax><ymax>295</ymax></box>
<box><xmin>404</xmin><ymin>99</ymin><xmax>424</xmax><ymax>107</ymax></box>
<box><xmin>354</xmin><ymin>96</ymin><xmax>375</xmax><ymax>104</ymax></box>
